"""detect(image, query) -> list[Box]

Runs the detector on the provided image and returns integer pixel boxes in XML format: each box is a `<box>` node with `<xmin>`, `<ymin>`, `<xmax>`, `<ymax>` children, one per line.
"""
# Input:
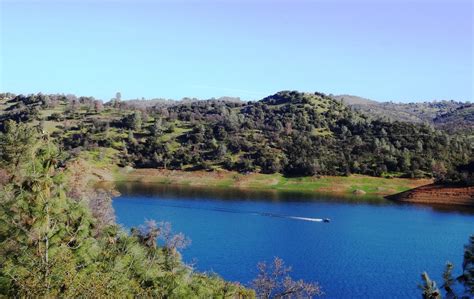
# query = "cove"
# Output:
<box><xmin>113</xmin><ymin>182</ymin><xmax>474</xmax><ymax>298</ymax></box>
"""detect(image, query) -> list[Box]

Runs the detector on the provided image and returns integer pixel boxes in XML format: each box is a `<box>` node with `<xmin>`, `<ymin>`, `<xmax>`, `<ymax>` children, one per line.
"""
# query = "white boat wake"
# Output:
<box><xmin>287</xmin><ymin>216</ymin><xmax>324</xmax><ymax>222</ymax></box>
<box><xmin>138</xmin><ymin>200</ymin><xmax>327</xmax><ymax>223</ymax></box>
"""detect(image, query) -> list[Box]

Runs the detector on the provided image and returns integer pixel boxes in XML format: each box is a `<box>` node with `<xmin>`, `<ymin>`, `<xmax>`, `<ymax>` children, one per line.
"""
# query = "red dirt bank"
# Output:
<box><xmin>386</xmin><ymin>184</ymin><xmax>474</xmax><ymax>207</ymax></box>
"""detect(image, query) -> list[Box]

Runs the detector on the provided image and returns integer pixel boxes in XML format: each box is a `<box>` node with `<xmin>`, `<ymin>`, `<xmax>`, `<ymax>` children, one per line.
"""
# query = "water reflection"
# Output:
<box><xmin>114</xmin><ymin>182</ymin><xmax>474</xmax><ymax>215</ymax></box>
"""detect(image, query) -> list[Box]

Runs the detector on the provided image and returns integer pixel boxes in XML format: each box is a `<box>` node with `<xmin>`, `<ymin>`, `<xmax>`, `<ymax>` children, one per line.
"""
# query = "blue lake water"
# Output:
<box><xmin>113</xmin><ymin>183</ymin><xmax>474</xmax><ymax>298</ymax></box>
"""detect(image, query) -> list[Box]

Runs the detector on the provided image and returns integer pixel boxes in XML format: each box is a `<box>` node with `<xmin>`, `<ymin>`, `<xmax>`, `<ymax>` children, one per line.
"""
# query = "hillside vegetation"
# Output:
<box><xmin>1</xmin><ymin>91</ymin><xmax>473</xmax><ymax>185</ymax></box>
<box><xmin>0</xmin><ymin>122</ymin><xmax>323</xmax><ymax>297</ymax></box>
<box><xmin>0</xmin><ymin>122</ymin><xmax>254</xmax><ymax>297</ymax></box>
<box><xmin>335</xmin><ymin>94</ymin><xmax>473</xmax><ymax>132</ymax></box>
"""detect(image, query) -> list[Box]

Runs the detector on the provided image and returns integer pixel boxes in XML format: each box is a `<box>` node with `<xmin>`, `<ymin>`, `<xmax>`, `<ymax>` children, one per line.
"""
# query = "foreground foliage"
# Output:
<box><xmin>0</xmin><ymin>121</ymin><xmax>321</xmax><ymax>298</ymax></box>
<box><xmin>252</xmin><ymin>257</ymin><xmax>322</xmax><ymax>298</ymax></box>
<box><xmin>0</xmin><ymin>122</ymin><xmax>253</xmax><ymax>297</ymax></box>
<box><xmin>420</xmin><ymin>235</ymin><xmax>474</xmax><ymax>298</ymax></box>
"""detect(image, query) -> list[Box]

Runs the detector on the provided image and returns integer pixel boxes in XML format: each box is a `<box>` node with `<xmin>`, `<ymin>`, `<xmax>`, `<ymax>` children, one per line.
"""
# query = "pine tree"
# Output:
<box><xmin>0</xmin><ymin>120</ymin><xmax>39</xmax><ymax>180</ymax></box>
<box><xmin>0</xmin><ymin>125</ymin><xmax>99</xmax><ymax>296</ymax></box>
<box><xmin>420</xmin><ymin>235</ymin><xmax>474</xmax><ymax>298</ymax></box>
<box><xmin>420</xmin><ymin>272</ymin><xmax>441</xmax><ymax>299</ymax></box>
<box><xmin>0</xmin><ymin>122</ymin><xmax>254</xmax><ymax>297</ymax></box>
<box><xmin>460</xmin><ymin>235</ymin><xmax>474</xmax><ymax>295</ymax></box>
<box><xmin>442</xmin><ymin>262</ymin><xmax>456</xmax><ymax>298</ymax></box>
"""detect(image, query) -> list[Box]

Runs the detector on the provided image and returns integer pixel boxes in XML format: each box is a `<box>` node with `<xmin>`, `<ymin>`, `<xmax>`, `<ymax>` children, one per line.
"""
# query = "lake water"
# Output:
<box><xmin>113</xmin><ymin>182</ymin><xmax>474</xmax><ymax>298</ymax></box>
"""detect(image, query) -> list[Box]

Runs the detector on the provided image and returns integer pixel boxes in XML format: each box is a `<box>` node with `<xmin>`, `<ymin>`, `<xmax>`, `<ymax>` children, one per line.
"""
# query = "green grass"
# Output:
<box><xmin>113</xmin><ymin>168</ymin><xmax>430</xmax><ymax>199</ymax></box>
<box><xmin>80</xmin><ymin>148</ymin><xmax>120</xmax><ymax>168</ymax></box>
<box><xmin>39</xmin><ymin>105</ymin><xmax>65</xmax><ymax>118</ymax></box>
<box><xmin>311</xmin><ymin>128</ymin><xmax>332</xmax><ymax>137</ymax></box>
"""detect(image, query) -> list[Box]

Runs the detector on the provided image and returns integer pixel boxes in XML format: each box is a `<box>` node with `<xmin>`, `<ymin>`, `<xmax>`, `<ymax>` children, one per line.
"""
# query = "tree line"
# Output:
<box><xmin>1</xmin><ymin>91</ymin><xmax>473</xmax><ymax>185</ymax></box>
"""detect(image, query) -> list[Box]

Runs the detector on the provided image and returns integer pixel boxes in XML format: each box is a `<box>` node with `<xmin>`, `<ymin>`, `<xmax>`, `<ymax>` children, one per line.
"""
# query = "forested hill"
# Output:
<box><xmin>334</xmin><ymin>94</ymin><xmax>473</xmax><ymax>132</ymax></box>
<box><xmin>433</xmin><ymin>104</ymin><xmax>474</xmax><ymax>132</ymax></box>
<box><xmin>0</xmin><ymin>91</ymin><xmax>473</xmax><ymax>184</ymax></box>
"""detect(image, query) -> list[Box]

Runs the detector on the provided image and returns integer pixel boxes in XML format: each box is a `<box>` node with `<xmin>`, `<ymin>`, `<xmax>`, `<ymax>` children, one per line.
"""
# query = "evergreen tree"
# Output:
<box><xmin>420</xmin><ymin>235</ymin><xmax>474</xmax><ymax>298</ymax></box>
<box><xmin>0</xmin><ymin>120</ymin><xmax>39</xmax><ymax>180</ymax></box>
<box><xmin>0</xmin><ymin>122</ymin><xmax>254</xmax><ymax>297</ymax></box>
<box><xmin>0</xmin><ymin>126</ymin><xmax>99</xmax><ymax>296</ymax></box>
<box><xmin>420</xmin><ymin>272</ymin><xmax>441</xmax><ymax>299</ymax></box>
<box><xmin>460</xmin><ymin>235</ymin><xmax>474</xmax><ymax>295</ymax></box>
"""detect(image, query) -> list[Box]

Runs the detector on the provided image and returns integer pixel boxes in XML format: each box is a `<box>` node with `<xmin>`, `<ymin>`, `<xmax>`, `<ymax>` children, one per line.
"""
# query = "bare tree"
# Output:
<box><xmin>252</xmin><ymin>257</ymin><xmax>322</xmax><ymax>298</ymax></box>
<box><xmin>88</xmin><ymin>188</ymin><xmax>116</xmax><ymax>233</ymax></box>
<box><xmin>132</xmin><ymin>219</ymin><xmax>161</xmax><ymax>248</ymax></box>
<box><xmin>132</xmin><ymin>220</ymin><xmax>190</xmax><ymax>251</ymax></box>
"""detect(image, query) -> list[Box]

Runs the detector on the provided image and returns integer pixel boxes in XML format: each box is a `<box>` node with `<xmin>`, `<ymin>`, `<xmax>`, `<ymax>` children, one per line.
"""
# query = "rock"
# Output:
<box><xmin>353</xmin><ymin>189</ymin><xmax>366</xmax><ymax>195</ymax></box>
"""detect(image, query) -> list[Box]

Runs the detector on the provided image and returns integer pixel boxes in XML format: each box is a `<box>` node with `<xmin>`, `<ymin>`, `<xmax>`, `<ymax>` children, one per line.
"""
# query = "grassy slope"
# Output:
<box><xmin>112</xmin><ymin>167</ymin><xmax>431</xmax><ymax>199</ymax></box>
<box><xmin>80</xmin><ymin>147</ymin><xmax>431</xmax><ymax>199</ymax></box>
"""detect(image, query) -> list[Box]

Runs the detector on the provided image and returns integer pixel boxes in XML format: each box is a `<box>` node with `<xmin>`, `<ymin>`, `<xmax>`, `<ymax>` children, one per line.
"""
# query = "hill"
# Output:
<box><xmin>334</xmin><ymin>94</ymin><xmax>471</xmax><ymax>130</ymax></box>
<box><xmin>433</xmin><ymin>104</ymin><xmax>474</xmax><ymax>132</ymax></box>
<box><xmin>0</xmin><ymin>91</ymin><xmax>472</xmax><ymax>184</ymax></box>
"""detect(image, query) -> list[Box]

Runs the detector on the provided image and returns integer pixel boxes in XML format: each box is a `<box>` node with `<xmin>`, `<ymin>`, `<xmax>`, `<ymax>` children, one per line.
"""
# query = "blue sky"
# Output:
<box><xmin>0</xmin><ymin>0</ymin><xmax>472</xmax><ymax>102</ymax></box>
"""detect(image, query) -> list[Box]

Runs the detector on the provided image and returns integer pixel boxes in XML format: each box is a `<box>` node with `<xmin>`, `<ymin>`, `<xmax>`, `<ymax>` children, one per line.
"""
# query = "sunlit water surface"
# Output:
<box><xmin>113</xmin><ymin>182</ymin><xmax>474</xmax><ymax>298</ymax></box>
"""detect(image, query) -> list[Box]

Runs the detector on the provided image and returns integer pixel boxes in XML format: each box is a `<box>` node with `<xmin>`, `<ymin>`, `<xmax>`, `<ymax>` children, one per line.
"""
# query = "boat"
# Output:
<box><xmin>323</xmin><ymin>218</ymin><xmax>331</xmax><ymax>223</ymax></box>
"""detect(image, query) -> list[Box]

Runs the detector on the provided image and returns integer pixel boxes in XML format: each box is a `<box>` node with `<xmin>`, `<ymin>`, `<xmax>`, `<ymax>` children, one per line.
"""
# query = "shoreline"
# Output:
<box><xmin>106</xmin><ymin>167</ymin><xmax>431</xmax><ymax>199</ymax></box>
<box><xmin>85</xmin><ymin>163</ymin><xmax>474</xmax><ymax>206</ymax></box>
<box><xmin>386</xmin><ymin>184</ymin><xmax>474</xmax><ymax>207</ymax></box>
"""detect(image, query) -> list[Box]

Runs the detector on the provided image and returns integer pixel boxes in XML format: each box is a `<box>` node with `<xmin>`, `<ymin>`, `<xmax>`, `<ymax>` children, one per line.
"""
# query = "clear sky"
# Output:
<box><xmin>0</xmin><ymin>0</ymin><xmax>472</xmax><ymax>102</ymax></box>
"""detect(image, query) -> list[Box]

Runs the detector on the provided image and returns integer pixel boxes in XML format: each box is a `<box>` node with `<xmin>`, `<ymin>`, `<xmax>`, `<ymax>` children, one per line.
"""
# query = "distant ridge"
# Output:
<box><xmin>333</xmin><ymin>94</ymin><xmax>472</xmax><ymax>131</ymax></box>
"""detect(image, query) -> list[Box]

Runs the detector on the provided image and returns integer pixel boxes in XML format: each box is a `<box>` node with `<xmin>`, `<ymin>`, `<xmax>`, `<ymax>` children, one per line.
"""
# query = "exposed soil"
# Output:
<box><xmin>386</xmin><ymin>184</ymin><xmax>474</xmax><ymax>207</ymax></box>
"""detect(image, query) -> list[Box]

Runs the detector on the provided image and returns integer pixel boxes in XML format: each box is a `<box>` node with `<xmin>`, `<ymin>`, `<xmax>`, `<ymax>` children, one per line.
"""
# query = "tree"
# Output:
<box><xmin>93</xmin><ymin>100</ymin><xmax>103</xmax><ymax>113</ymax></box>
<box><xmin>432</xmin><ymin>161</ymin><xmax>447</xmax><ymax>183</ymax></box>
<box><xmin>420</xmin><ymin>272</ymin><xmax>441</xmax><ymax>299</ymax></box>
<box><xmin>442</xmin><ymin>262</ymin><xmax>456</xmax><ymax>298</ymax></box>
<box><xmin>0</xmin><ymin>133</ymin><xmax>99</xmax><ymax>296</ymax></box>
<box><xmin>132</xmin><ymin>111</ymin><xmax>142</xmax><ymax>131</ymax></box>
<box><xmin>151</xmin><ymin>117</ymin><xmax>163</xmax><ymax>136</ymax></box>
<box><xmin>121</xmin><ymin>111</ymin><xmax>142</xmax><ymax>131</ymax></box>
<box><xmin>216</xmin><ymin>144</ymin><xmax>227</xmax><ymax>160</ymax></box>
<box><xmin>0</xmin><ymin>120</ymin><xmax>40</xmax><ymax>180</ymax></box>
<box><xmin>459</xmin><ymin>235</ymin><xmax>474</xmax><ymax>294</ymax></box>
<box><xmin>3</xmin><ymin>90</ymin><xmax>473</xmax><ymax>185</ymax></box>
<box><xmin>420</xmin><ymin>235</ymin><xmax>474</xmax><ymax>298</ymax></box>
<box><xmin>416</xmin><ymin>140</ymin><xmax>424</xmax><ymax>153</ymax></box>
<box><xmin>0</xmin><ymin>124</ymin><xmax>254</xmax><ymax>297</ymax></box>
<box><xmin>113</xmin><ymin>92</ymin><xmax>122</xmax><ymax>109</ymax></box>
<box><xmin>252</xmin><ymin>257</ymin><xmax>322</xmax><ymax>298</ymax></box>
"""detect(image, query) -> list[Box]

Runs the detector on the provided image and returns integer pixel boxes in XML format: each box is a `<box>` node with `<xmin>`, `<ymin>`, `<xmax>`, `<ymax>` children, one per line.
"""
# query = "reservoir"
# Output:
<box><xmin>113</xmin><ymin>182</ymin><xmax>474</xmax><ymax>298</ymax></box>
